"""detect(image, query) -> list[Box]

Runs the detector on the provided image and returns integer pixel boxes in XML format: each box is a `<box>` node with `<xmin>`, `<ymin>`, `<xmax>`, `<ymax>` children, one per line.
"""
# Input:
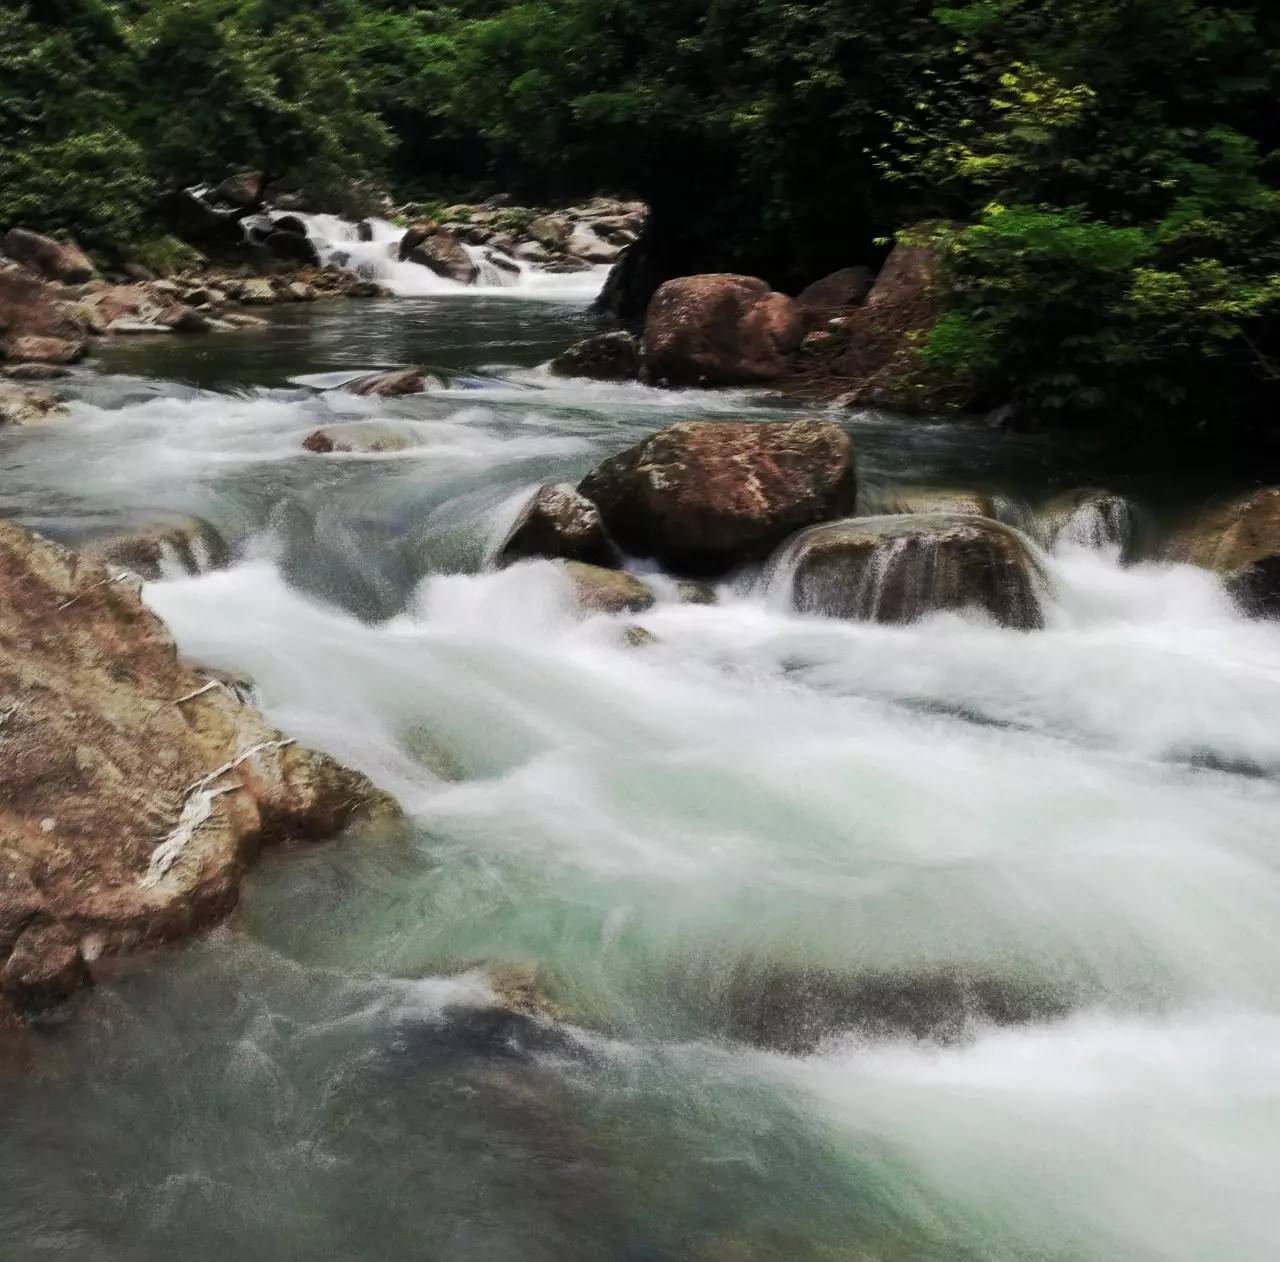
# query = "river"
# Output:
<box><xmin>3</xmin><ymin>275</ymin><xmax>1280</xmax><ymax>1261</ymax></box>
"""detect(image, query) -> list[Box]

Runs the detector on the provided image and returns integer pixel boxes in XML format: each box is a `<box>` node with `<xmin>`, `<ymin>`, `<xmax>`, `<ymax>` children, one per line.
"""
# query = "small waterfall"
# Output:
<box><xmin>278</xmin><ymin>213</ymin><xmax>610</xmax><ymax>300</ymax></box>
<box><xmin>1041</xmin><ymin>490</ymin><xmax>1139</xmax><ymax>558</ymax></box>
<box><xmin>767</xmin><ymin>514</ymin><xmax>1048</xmax><ymax>629</ymax></box>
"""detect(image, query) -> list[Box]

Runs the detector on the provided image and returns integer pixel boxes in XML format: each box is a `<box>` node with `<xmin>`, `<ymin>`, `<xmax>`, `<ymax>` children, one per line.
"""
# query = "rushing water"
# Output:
<box><xmin>3</xmin><ymin>278</ymin><xmax>1280</xmax><ymax>1261</ymax></box>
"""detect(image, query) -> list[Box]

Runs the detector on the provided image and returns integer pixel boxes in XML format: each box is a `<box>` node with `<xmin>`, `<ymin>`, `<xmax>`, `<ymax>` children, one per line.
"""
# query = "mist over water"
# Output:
<box><xmin>4</xmin><ymin>281</ymin><xmax>1280</xmax><ymax>1260</ymax></box>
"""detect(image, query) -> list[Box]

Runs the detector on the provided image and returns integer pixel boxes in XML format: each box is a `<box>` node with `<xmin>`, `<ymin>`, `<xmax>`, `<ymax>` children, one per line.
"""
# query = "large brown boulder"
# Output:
<box><xmin>777</xmin><ymin>513</ymin><xmax>1046</xmax><ymax>628</ymax></box>
<box><xmin>0</xmin><ymin>522</ymin><xmax>394</xmax><ymax>1024</ymax></box>
<box><xmin>0</xmin><ymin>268</ymin><xmax>88</xmax><ymax>364</ymax></box>
<box><xmin>1164</xmin><ymin>488</ymin><xmax>1280</xmax><ymax>613</ymax></box>
<box><xmin>548</xmin><ymin>331</ymin><xmax>641</xmax><ymax>382</ymax></box>
<box><xmin>796</xmin><ymin>266</ymin><xmax>873</xmax><ymax>327</ymax></box>
<box><xmin>643</xmin><ymin>274</ymin><xmax>804</xmax><ymax>386</ymax></box>
<box><xmin>397</xmin><ymin>219</ymin><xmax>440</xmax><ymax>260</ymax></box>
<box><xmin>1</xmin><ymin>228</ymin><xmax>96</xmax><ymax>284</ymax></box>
<box><xmin>833</xmin><ymin>222</ymin><xmax>961</xmax><ymax>409</ymax></box>
<box><xmin>406</xmin><ymin>234</ymin><xmax>479</xmax><ymax>285</ymax></box>
<box><xmin>497</xmin><ymin>484</ymin><xmax>622</xmax><ymax>569</ymax></box>
<box><xmin>578</xmin><ymin>420</ymin><xmax>858</xmax><ymax>575</ymax></box>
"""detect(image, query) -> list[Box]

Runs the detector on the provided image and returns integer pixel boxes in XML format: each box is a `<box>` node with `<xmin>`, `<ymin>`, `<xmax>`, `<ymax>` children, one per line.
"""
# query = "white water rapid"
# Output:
<box><xmin>3</xmin><ymin>283</ymin><xmax>1280</xmax><ymax>1261</ymax></box>
<box><xmin>291</xmin><ymin>212</ymin><xmax>612</xmax><ymax>300</ymax></box>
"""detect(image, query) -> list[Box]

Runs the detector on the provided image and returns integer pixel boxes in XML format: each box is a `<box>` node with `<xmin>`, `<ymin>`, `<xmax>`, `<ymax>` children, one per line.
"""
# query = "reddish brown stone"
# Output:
<box><xmin>578</xmin><ymin>419</ymin><xmax>857</xmax><ymax>574</ymax></box>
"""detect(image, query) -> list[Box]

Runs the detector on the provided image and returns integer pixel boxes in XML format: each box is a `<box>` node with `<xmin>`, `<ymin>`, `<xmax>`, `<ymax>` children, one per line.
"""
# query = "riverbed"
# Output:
<box><xmin>3</xmin><ymin>284</ymin><xmax>1280</xmax><ymax>1261</ymax></box>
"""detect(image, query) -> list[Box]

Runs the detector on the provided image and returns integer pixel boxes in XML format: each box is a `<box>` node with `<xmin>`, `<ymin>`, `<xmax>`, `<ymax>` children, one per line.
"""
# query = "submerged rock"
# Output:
<box><xmin>578</xmin><ymin>420</ymin><xmax>858</xmax><ymax>576</ymax></box>
<box><xmin>560</xmin><ymin>561</ymin><xmax>655</xmax><ymax>615</ymax></box>
<box><xmin>870</xmin><ymin>484</ymin><xmax>998</xmax><ymax>519</ymax></box>
<box><xmin>1</xmin><ymin>362</ymin><xmax>70</xmax><ymax>382</ymax></box>
<box><xmin>497</xmin><ymin>483</ymin><xmax>622</xmax><ymax>569</ymax></box>
<box><xmin>73</xmin><ymin>513</ymin><xmax>231</xmax><ymax>580</ymax></box>
<box><xmin>718</xmin><ymin>959</ymin><xmax>1071</xmax><ymax>1054</ymax></box>
<box><xmin>548</xmin><ymin>331</ymin><xmax>641</xmax><ymax>382</ymax></box>
<box><xmin>0</xmin><ymin>523</ymin><xmax>394</xmax><ymax>1025</ymax></box>
<box><xmin>777</xmin><ymin>513</ymin><xmax>1046</xmax><ymax>628</ymax></box>
<box><xmin>644</xmin><ymin>274</ymin><xmax>804</xmax><ymax>386</ymax></box>
<box><xmin>346</xmin><ymin>367</ymin><xmax>445</xmax><ymax>397</ymax></box>
<box><xmin>1165</xmin><ymin>487</ymin><xmax>1280</xmax><ymax>613</ymax></box>
<box><xmin>302</xmin><ymin>422</ymin><xmax>419</xmax><ymax>454</ymax></box>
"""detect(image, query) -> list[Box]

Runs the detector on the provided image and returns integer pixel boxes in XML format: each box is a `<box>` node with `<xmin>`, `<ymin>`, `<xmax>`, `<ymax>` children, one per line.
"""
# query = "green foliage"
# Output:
<box><xmin>1</xmin><ymin>0</ymin><xmax>1278</xmax><ymax>431</ymax></box>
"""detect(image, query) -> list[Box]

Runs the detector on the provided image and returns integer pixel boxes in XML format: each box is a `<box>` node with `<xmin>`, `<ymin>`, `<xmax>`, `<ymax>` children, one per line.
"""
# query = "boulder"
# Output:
<box><xmin>346</xmin><ymin>367</ymin><xmax>444</xmax><ymax>397</ymax></box>
<box><xmin>559</xmin><ymin>561</ymin><xmax>654</xmax><ymax>615</ymax></box>
<box><xmin>1</xmin><ymin>229</ymin><xmax>96</xmax><ymax>284</ymax></box>
<box><xmin>0</xmin><ymin>385</ymin><xmax>66</xmax><ymax>427</ymax></box>
<box><xmin>407</xmin><ymin>234</ymin><xmax>479</xmax><ymax>285</ymax></box>
<box><xmin>796</xmin><ymin>266</ymin><xmax>873</xmax><ymax>326</ymax></box>
<box><xmin>302</xmin><ymin>423</ymin><xmax>419</xmax><ymax>454</ymax></box>
<box><xmin>263</xmin><ymin>230</ymin><xmax>319</xmax><ymax>267</ymax></box>
<box><xmin>716</xmin><ymin>959</ymin><xmax>1069</xmax><ymax>1054</ymax></box>
<box><xmin>514</xmin><ymin>240</ymin><xmax>553</xmax><ymax>265</ymax></box>
<box><xmin>1164</xmin><ymin>488</ymin><xmax>1280</xmax><ymax>613</ymax></box>
<box><xmin>84</xmin><ymin>283</ymin><xmax>150</xmax><ymax>324</ymax></box>
<box><xmin>154</xmin><ymin>303</ymin><xmax>212</xmax><ymax>333</ymax></box>
<box><xmin>236</xmin><ymin>278</ymin><xmax>277</xmax><ymax>305</ymax></box>
<box><xmin>497</xmin><ymin>484</ymin><xmax>622</xmax><ymax>569</ymax></box>
<box><xmin>1</xmin><ymin>363</ymin><xmax>69</xmax><ymax>382</ymax></box>
<box><xmin>0</xmin><ymin>269</ymin><xmax>89</xmax><ymax>363</ymax></box>
<box><xmin>776</xmin><ymin>513</ymin><xmax>1045</xmax><ymax>629</ymax></box>
<box><xmin>563</xmin><ymin>224</ymin><xmax>620</xmax><ymax>264</ymax></box>
<box><xmin>548</xmin><ymin>331</ymin><xmax>642</xmax><ymax>382</ymax></box>
<box><xmin>0</xmin><ymin>522</ymin><xmax>394</xmax><ymax>1023</ymax></box>
<box><xmin>643</xmin><ymin>274</ymin><xmax>804</xmax><ymax>386</ymax></box>
<box><xmin>871</xmin><ymin>484</ymin><xmax>999</xmax><ymax>519</ymax></box>
<box><xmin>834</xmin><ymin>222</ymin><xmax>960</xmax><ymax>408</ymax></box>
<box><xmin>526</xmin><ymin>215</ymin><xmax>570</xmax><ymax>250</ymax></box>
<box><xmin>209</xmin><ymin>171</ymin><xmax>265</xmax><ymax>208</ymax></box>
<box><xmin>0</xmin><ymin>335</ymin><xmax>86</xmax><ymax>365</ymax></box>
<box><xmin>73</xmin><ymin>513</ymin><xmax>231</xmax><ymax>581</ymax></box>
<box><xmin>578</xmin><ymin>420</ymin><xmax>858</xmax><ymax>575</ymax></box>
<box><xmin>398</xmin><ymin>220</ymin><xmax>440</xmax><ymax>260</ymax></box>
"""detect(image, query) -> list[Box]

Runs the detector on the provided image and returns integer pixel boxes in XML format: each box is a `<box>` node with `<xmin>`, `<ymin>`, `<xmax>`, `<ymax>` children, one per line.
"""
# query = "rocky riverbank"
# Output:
<box><xmin>0</xmin><ymin>522</ymin><xmax>398</xmax><ymax>1027</ymax></box>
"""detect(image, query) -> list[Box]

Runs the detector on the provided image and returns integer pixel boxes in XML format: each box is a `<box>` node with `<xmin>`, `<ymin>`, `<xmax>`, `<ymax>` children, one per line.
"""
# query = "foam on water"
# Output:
<box><xmin>293</xmin><ymin>213</ymin><xmax>611</xmax><ymax>301</ymax></box>
<box><xmin>7</xmin><ymin>298</ymin><xmax>1280</xmax><ymax>1259</ymax></box>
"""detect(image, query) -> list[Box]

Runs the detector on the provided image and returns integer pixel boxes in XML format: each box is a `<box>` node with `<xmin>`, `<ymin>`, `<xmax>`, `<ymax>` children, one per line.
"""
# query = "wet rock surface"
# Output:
<box><xmin>779</xmin><ymin>513</ymin><xmax>1046</xmax><ymax>628</ymax></box>
<box><xmin>0</xmin><ymin>522</ymin><xmax>394</xmax><ymax>1025</ymax></box>
<box><xmin>579</xmin><ymin>420</ymin><xmax>858</xmax><ymax>575</ymax></box>
<box><xmin>644</xmin><ymin>274</ymin><xmax>804</xmax><ymax>386</ymax></box>
<box><xmin>549</xmin><ymin>331</ymin><xmax>641</xmax><ymax>381</ymax></box>
<box><xmin>1165</xmin><ymin>487</ymin><xmax>1280</xmax><ymax>613</ymax></box>
<box><xmin>497</xmin><ymin>484</ymin><xmax>622</xmax><ymax>569</ymax></box>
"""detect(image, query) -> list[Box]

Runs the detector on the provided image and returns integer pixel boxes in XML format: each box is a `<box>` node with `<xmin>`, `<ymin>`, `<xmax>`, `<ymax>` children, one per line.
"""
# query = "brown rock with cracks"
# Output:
<box><xmin>497</xmin><ymin>484</ymin><xmax>622</xmax><ymax>569</ymax></box>
<box><xmin>0</xmin><ymin>522</ymin><xmax>396</xmax><ymax>1024</ymax></box>
<box><xmin>644</xmin><ymin>274</ymin><xmax>803</xmax><ymax>386</ymax></box>
<box><xmin>578</xmin><ymin>420</ymin><xmax>858</xmax><ymax>575</ymax></box>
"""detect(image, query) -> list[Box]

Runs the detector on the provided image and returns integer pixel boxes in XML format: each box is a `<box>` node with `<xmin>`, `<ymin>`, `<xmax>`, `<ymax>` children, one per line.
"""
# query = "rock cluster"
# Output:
<box><xmin>0</xmin><ymin>522</ymin><xmax>394</xmax><ymax>1026</ymax></box>
<box><xmin>395</xmin><ymin>196</ymin><xmax>646</xmax><ymax>284</ymax></box>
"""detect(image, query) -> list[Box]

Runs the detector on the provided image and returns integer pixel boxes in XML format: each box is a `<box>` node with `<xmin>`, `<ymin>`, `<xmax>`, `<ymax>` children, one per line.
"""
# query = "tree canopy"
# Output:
<box><xmin>2</xmin><ymin>0</ymin><xmax>1278</xmax><ymax>430</ymax></box>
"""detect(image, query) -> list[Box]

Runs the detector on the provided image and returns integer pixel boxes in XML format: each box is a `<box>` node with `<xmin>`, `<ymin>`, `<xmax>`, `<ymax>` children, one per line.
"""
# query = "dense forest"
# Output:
<box><xmin>4</xmin><ymin>0</ymin><xmax>1280</xmax><ymax>430</ymax></box>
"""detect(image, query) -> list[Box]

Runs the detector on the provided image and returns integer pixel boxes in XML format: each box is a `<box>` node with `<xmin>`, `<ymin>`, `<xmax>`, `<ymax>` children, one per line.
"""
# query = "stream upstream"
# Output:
<box><xmin>3</xmin><ymin>275</ymin><xmax>1280</xmax><ymax>1261</ymax></box>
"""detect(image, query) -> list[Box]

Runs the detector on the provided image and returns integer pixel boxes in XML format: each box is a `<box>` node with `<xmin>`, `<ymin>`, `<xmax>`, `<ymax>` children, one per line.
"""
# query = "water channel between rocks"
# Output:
<box><xmin>3</xmin><ymin>284</ymin><xmax>1280</xmax><ymax>1262</ymax></box>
